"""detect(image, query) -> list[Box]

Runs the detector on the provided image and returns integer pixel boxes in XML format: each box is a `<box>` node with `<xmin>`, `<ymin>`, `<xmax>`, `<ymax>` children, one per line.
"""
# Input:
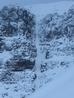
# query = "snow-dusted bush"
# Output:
<box><xmin>0</xmin><ymin>6</ymin><xmax>36</xmax><ymax>38</ymax></box>
<box><xmin>0</xmin><ymin>70</ymin><xmax>15</xmax><ymax>83</ymax></box>
<box><xmin>3</xmin><ymin>36</ymin><xmax>37</xmax><ymax>71</ymax></box>
<box><xmin>40</xmin><ymin>63</ymin><xmax>48</xmax><ymax>72</ymax></box>
<box><xmin>0</xmin><ymin>6</ymin><xmax>36</xmax><ymax>71</ymax></box>
<box><xmin>39</xmin><ymin>5</ymin><xmax>74</xmax><ymax>42</ymax></box>
<box><xmin>39</xmin><ymin>13</ymin><xmax>63</xmax><ymax>42</ymax></box>
<box><xmin>61</xmin><ymin>6</ymin><xmax>74</xmax><ymax>39</ymax></box>
<box><xmin>0</xmin><ymin>37</ymin><xmax>5</xmax><ymax>52</ymax></box>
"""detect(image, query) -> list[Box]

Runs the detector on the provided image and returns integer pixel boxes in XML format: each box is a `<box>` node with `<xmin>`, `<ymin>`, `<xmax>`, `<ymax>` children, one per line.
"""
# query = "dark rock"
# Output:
<box><xmin>5</xmin><ymin>58</ymin><xmax>35</xmax><ymax>71</ymax></box>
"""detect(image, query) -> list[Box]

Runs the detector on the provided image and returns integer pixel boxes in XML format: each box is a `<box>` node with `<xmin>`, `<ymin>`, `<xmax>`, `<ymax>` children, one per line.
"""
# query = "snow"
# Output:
<box><xmin>0</xmin><ymin>51</ymin><xmax>12</xmax><ymax>63</ymax></box>
<box><xmin>0</xmin><ymin>1</ymin><xmax>74</xmax><ymax>20</ymax></box>
<box><xmin>0</xmin><ymin>70</ymin><xmax>36</xmax><ymax>98</ymax></box>
<box><xmin>26</xmin><ymin>1</ymin><xmax>74</xmax><ymax>98</ymax></box>
<box><xmin>28</xmin><ymin>64</ymin><xmax>74</xmax><ymax>98</ymax></box>
<box><xmin>0</xmin><ymin>1</ymin><xmax>74</xmax><ymax>98</ymax></box>
<box><xmin>25</xmin><ymin>1</ymin><xmax>74</xmax><ymax>21</ymax></box>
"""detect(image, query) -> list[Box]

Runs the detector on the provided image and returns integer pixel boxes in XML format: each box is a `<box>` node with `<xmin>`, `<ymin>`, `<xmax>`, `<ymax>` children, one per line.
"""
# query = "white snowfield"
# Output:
<box><xmin>28</xmin><ymin>65</ymin><xmax>74</xmax><ymax>98</ymax></box>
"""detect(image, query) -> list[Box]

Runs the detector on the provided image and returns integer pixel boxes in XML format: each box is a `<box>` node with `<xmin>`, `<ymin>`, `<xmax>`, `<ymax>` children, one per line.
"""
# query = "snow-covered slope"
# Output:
<box><xmin>28</xmin><ymin>64</ymin><xmax>74</xmax><ymax>98</ymax></box>
<box><xmin>27</xmin><ymin>1</ymin><xmax>74</xmax><ymax>98</ymax></box>
<box><xmin>0</xmin><ymin>1</ymin><xmax>74</xmax><ymax>98</ymax></box>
